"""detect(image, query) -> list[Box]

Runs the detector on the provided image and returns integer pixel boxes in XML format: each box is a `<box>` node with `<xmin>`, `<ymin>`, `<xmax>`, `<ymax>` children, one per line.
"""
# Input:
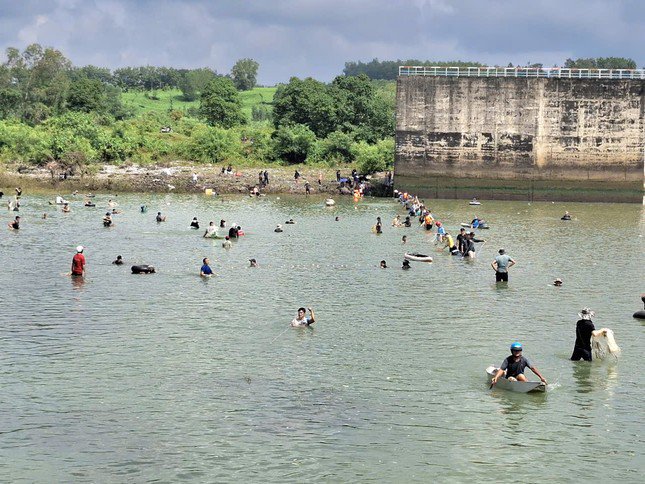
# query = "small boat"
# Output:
<box><xmin>460</xmin><ymin>223</ymin><xmax>490</xmax><ymax>229</ymax></box>
<box><xmin>404</xmin><ymin>252</ymin><xmax>433</xmax><ymax>262</ymax></box>
<box><xmin>485</xmin><ymin>366</ymin><xmax>546</xmax><ymax>393</ymax></box>
<box><xmin>325</xmin><ymin>198</ymin><xmax>335</xmax><ymax>206</ymax></box>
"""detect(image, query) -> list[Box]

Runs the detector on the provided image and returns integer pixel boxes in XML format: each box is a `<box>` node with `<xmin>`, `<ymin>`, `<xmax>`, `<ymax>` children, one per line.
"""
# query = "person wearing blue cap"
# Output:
<box><xmin>490</xmin><ymin>342</ymin><xmax>547</xmax><ymax>386</ymax></box>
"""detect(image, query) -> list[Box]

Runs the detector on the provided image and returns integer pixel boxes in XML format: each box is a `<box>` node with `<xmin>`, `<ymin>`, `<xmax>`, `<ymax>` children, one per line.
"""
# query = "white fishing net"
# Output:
<box><xmin>591</xmin><ymin>328</ymin><xmax>621</xmax><ymax>360</ymax></box>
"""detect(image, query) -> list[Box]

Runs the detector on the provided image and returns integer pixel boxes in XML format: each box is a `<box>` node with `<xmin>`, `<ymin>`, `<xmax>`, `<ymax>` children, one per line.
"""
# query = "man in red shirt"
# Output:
<box><xmin>71</xmin><ymin>245</ymin><xmax>86</xmax><ymax>276</ymax></box>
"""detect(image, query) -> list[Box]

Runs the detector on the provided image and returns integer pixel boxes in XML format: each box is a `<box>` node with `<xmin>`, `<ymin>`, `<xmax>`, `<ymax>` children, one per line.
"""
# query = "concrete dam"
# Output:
<box><xmin>394</xmin><ymin>67</ymin><xmax>645</xmax><ymax>202</ymax></box>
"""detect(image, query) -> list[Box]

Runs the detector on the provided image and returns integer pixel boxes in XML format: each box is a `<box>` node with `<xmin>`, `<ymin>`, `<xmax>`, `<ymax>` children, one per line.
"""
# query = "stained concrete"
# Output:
<box><xmin>395</xmin><ymin>76</ymin><xmax>644</xmax><ymax>201</ymax></box>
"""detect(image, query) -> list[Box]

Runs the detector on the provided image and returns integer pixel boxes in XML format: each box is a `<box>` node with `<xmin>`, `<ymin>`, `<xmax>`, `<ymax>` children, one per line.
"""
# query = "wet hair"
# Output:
<box><xmin>298</xmin><ymin>307</ymin><xmax>306</xmax><ymax>313</ymax></box>
<box><xmin>202</xmin><ymin>258</ymin><xmax>208</xmax><ymax>264</ymax></box>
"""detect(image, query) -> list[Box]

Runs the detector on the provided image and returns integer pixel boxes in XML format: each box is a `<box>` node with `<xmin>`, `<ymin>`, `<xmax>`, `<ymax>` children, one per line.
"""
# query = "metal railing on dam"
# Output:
<box><xmin>398</xmin><ymin>66</ymin><xmax>645</xmax><ymax>80</ymax></box>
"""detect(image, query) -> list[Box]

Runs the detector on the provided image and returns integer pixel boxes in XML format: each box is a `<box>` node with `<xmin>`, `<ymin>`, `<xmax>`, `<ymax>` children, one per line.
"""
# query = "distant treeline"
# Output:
<box><xmin>343</xmin><ymin>59</ymin><xmax>485</xmax><ymax>80</ymax></box>
<box><xmin>344</xmin><ymin>57</ymin><xmax>639</xmax><ymax>79</ymax></box>
<box><xmin>0</xmin><ymin>44</ymin><xmax>394</xmax><ymax>173</ymax></box>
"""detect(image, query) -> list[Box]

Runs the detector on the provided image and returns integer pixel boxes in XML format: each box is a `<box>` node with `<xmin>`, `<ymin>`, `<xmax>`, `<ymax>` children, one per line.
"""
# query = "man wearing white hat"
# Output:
<box><xmin>71</xmin><ymin>245</ymin><xmax>86</xmax><ymax>277</ymax></box>
<box><xmin>571</xmin><ymin>308</ymin><xmax>595</xmax><ymax>361</ymax></box>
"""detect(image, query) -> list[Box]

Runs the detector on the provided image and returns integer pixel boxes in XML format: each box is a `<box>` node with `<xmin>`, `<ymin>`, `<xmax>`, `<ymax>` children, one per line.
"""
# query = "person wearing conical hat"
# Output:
<box><xmin>571</xmin><ymin>308</ymin><xmax>595</xmax><ymax>361</ymax></box>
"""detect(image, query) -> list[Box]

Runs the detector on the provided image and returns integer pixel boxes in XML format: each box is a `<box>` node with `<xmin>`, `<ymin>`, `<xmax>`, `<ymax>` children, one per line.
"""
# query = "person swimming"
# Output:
<box><xmin>380</xmin><ymin>260</ymin><xmax>387</xmax><ymax>268</ymax></box>
<box><xmin>249</xmin><ymin>258</ymin><xmax>258</xmax><ymax>267</ymax></box>
<box><xmin>274</xmin><ymin>224</ymin><xmax>283</xmax><ymax>233</ymax></box>
<box><xmin>103</xmin><ymin>212</ymin><xmax>113</xmax><ymax>227</ymax></box>
<box><xmin>190</xmin><ymin>217</ymin><xmax>200</xmax><ymax>229</ymax></box>
<box><xmin>112</xmin><ymin>255</ymin><xmax>124</xmax><ymax>265</ymax></box>
<box><xmin>402</xmin><ymin>260</ymin><xmax>411</xmax><ymax>270</ymax></box>
<box><xmin>156</xmin><ymin>212</ymin><xmax>166</xmax><ymax>222</ymax></box>
<box><xmin>561</xmin><ymin>211</ymin><xmax>571</xmax><ymax>221</ymax></box>
<box><xmin>285</xmin><ymin>218</ymin><xmax>296</xmax><ymax>224</ymax></box>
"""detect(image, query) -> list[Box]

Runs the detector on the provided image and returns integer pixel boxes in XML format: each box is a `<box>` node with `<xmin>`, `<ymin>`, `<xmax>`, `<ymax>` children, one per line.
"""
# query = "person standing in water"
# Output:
<box><xmin>156</xmin><ymin>212</ymin><xmax>166</xmax><ymax>222</ymax></box>
<box><xmin>375</xmin><ymin>217</ymin><xmax>383</xmax><ymax>234</ymax></box>
<box><xmin>291</xmin><ymin>307</ymin><xmax>315</xmax><ymax>327</ymax></box>
<box><xmin>491</xmin><ymin>248</ymin><xmax>515</xmax><ymax>282</ymax></box>
<box><xmin>71</xmin><ymin>246</ymin><xmax>86</xmax><ymax>277</ymax></box>
<box><xmin>571</xmin><ymin>308</ymin><xmax>595</xmax><ymax>361</ymax></box>
<box><xmin>8</xmin><ymin>216</ymin><xmax>20</xmax><ymax>230</ymax></box>
<box><xmin>380</xmin><ymin>260</ymin><xmax>387</xmax><ymax>268</ymax></box>
<box><xmin>204</xmin><ymin>221</ymin><xmax>217</xmax><ymax>238</ymax></box>
<box><xmin>222</xmin><ymin>236</ymin><xmax>232</xmax><ymax>249</ymax></box>
<box><xmin>190</xmin><ymin>217</ymin><xmax>200</xmax><ymax>229</ymax></box>
<box><xmin>443</xmin><ymin>232</ymin><xmax>459</xmax><ymax>255</ymax></box>
<box><xmin>200</xmin><ymin>257</ymin><xmax>213</xmax><ymax>277</ymax></box>
<box><xmin>103</xmin><ymin>212</ymin><xmax>114</xmax><ymax>227</ymax></box>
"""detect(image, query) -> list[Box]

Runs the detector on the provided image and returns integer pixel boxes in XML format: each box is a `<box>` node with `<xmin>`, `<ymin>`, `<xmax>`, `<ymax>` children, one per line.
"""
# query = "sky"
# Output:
<box><xmin>1</xmin><ymin>0</ymin><xmax>644</xmax><ymax>85</ymax></box>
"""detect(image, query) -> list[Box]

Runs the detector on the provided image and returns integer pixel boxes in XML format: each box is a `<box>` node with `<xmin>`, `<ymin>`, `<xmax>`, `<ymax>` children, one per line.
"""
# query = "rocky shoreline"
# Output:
<box><xmin>0</xmin><ymin>164</ymin><xmax>392</xmax><ymax>196</ymax></box>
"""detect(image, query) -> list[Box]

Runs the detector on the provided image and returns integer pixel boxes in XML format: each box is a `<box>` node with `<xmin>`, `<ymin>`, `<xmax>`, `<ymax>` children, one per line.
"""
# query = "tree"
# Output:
<box><xmin>67</xmin><ymin>78</ymin><xmax>106</xmax><ymax>113</ymax></box>
<box><xmin>352</xmin><ymin>138</ymin><xmax>394</xmax><ymax>174</ymax></box>
<box><xmin>330</xmin><ymin>74</ymin><xmax>394</xmax><ymax>141</ymax></box>
<box><xmin>2</xmin><ymin>44</ymin><xmax>72</xmax><ymax>123</ymax></box>
<box><xmin>343</xmin><ymin>58</ymin><xmax>485</xmax><ymax>80</ymax></box>
<box><xmin>178</xmin><ymin>67</ymin><xmax>217</xmax><ymax>101</ymax></box>
<box><xmin>199</xmin><ymin>77</ymin><xmax>246</xmax><ymax>128</ymax></box>
<box><xmin>272</xmin><ymin>77</ymin><xmax>337</xmax><ymax>137</ymax></box>
<box><xmin>271</xmin><ymin>123</ymin><xmax>316</xmax><ymax>164</ymax></box>
<box><xmin>231</xmin><ymin>58</ymin><xmax>259</xmax><ymax>91</ymax></box>
<box><xmin>564</xmin><ymin>57</ymin><xmax>637</xmax><ymax>69</ymax></box>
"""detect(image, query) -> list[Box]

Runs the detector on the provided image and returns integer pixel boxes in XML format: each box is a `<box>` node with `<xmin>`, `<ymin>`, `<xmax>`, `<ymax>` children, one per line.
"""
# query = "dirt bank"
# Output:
<box><xmin>0</xmin><ymin>164</ymin><xmax>392</xmax><ymax>196</ymax></box>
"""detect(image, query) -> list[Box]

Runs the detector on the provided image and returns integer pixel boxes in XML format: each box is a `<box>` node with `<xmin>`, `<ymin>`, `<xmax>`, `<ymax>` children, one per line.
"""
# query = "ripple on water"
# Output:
<box><xmin>0</xmin><ymin>194</ymin><xmax>643</xmax><ymax>482</ymax></box>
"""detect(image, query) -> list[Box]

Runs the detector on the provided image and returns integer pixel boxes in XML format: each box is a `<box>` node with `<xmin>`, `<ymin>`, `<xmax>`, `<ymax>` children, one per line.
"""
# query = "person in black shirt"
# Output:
<box><xmin>8</xmin><ymin>215</ymin><xmax>20</xmax><ymax>230</ymax></box>
<box><xmin>456</xmin><ymin>228</ymin><xmax>467</xmax><ymax>254</ymax></box>
<box><xmin>228</xmin><ymin>225</ymin><xmax>239</xmax><ymax>238</ymax></box>
<box><xmin>571</xmin><ymin>308</ymin><xmax>595</xmax><ymax>361</ymax></box>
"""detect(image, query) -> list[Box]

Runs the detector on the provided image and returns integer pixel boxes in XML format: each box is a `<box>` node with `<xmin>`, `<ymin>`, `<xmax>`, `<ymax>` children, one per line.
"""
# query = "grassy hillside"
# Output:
<box><xmin>122</xmin><ymin>87</ymin><xmax>277</xmax><ymax>120</ymax></box>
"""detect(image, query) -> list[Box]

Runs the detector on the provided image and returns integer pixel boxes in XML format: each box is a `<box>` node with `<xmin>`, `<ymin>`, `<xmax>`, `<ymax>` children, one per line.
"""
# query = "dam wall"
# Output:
<box><xmin>395</xmin><ymin>72</ymin><xmax>645</xmax><ymax>202</ymax></box>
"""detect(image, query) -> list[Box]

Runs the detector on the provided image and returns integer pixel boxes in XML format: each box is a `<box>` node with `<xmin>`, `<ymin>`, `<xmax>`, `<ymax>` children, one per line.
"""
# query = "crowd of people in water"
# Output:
<box><xmin>4</xmin><ymin>181</ymin><xmax>624</xmax><ymax>369</ymax></box>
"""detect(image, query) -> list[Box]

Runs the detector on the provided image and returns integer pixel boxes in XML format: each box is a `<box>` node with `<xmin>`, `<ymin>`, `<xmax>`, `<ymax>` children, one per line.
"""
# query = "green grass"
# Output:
<box><xmin>121</xmin><ymin>89</ymin><xmax>197</xmax><ymax>115</ymax></box>
<box><xmin>239</xmin><ymin>86</ymin><xmax>277</xmax><ymax>118</ymax></box>
<box><xmin>121</xmin><ymin>87</ymin><xmax>277</xmax><ymax>120</ymax></box>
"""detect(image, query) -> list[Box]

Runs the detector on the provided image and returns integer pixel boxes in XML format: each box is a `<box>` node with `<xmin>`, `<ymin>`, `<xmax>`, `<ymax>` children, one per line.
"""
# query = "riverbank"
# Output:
<box><xmin>0</xmin><ymin>164</ymin><xmax>391</xmax><ymax>196</ymax></box>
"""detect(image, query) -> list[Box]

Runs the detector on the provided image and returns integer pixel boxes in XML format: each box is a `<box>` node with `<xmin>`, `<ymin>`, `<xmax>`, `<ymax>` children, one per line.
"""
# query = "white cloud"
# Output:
<box><xmin>1</xmin><ymin>0</ymin><xmax>643</xmax><ymax>84</ymax></box>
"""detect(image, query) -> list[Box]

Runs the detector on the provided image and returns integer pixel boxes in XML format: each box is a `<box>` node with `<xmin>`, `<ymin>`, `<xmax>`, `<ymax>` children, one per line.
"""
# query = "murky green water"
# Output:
<box><xmin>1</xmin><ymin>193</ymin><xmax>643</xmax><ymax>482</ymax></box>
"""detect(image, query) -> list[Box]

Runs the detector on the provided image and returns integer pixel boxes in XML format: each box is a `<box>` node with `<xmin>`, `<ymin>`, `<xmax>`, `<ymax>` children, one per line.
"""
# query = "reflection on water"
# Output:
<box><xmin>0</xmin><ymin>193</ymin><xmax>643</xmax><ymax>482</ymax></box>
<box><xmin>573</xmin><ymin>362</ymin><xmax>593</xmax><ymax>393</ymax></box>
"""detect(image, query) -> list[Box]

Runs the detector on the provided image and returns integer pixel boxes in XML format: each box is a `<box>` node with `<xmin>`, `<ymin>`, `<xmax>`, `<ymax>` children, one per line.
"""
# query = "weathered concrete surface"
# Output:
<box><xmin>395</xmin><ymin>76</ymin><xmax>644</xmax><ymax>201</ymax></box>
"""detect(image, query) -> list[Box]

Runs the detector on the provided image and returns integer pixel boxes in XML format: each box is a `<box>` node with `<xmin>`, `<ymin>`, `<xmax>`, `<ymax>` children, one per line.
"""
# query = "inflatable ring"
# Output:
<box><xmin>131</xmin><ymin>264</ymin><xmax>156</xmax><ymax>274</ymax></box>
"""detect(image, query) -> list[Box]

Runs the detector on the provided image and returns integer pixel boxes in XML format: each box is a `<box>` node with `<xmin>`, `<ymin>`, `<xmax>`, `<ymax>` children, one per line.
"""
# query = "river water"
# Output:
<box><xmin>1</xmin><ymin>193</ymin><xmax>643</xmax><ymax>482</ymax></box>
